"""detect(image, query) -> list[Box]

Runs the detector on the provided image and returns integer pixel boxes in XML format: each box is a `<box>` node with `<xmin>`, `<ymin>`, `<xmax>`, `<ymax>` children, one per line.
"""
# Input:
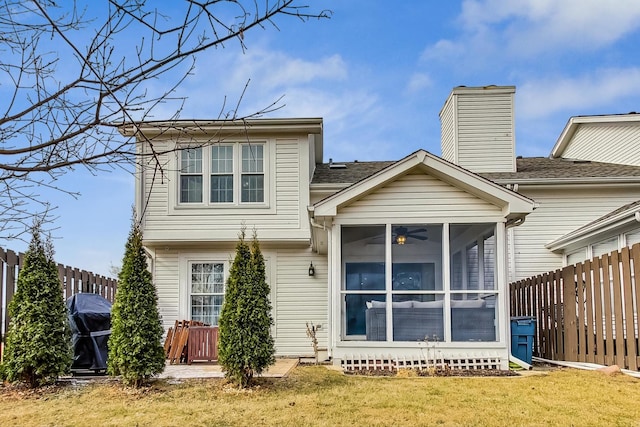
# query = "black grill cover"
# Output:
<box><xmin>67</xmin><ymin>293</ymin><xmax>112</xmax><ymax>371</ymax></box>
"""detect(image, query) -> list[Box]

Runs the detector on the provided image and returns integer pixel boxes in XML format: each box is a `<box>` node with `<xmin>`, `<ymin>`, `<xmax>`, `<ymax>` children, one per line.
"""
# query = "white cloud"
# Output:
<box><xmin>152</xmin><ymin>45</ymin><xmax>391</xmax><ymax>161</ymax></box>
<box><xmin>421</xmin><ymin>39</ymin><xmax>464</xmax><ymax>62</ymax></box>
<box><xmin>404</xmin><ymin>73</ymin><xmax>433</xmax><ymax>95</ymax></box>
<box><xmin>423</xmin><ymin>0</ymin><xmax>640</xmax><ymax>65</ymax></box>
<box><xmin>518</xmin><ymin>67</ymin><xmax>640</xmax><ymax>119</ymax></box>
<box><xmin>459</xmin><ymin>0</ymin><xmax>640</xmax><ymax>55</ymax></box>
<box><xmin>170</xmin><ymin>47</ymin><xmax>351</xmax><ymax>119</ymax></box>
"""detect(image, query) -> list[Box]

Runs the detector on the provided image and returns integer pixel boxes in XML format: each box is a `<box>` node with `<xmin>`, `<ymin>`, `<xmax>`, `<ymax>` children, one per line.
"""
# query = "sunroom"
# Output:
<box><xmin>310</xmin><ymin>150</ymin><xmax>536</xmax><ymax>367</ymax></box>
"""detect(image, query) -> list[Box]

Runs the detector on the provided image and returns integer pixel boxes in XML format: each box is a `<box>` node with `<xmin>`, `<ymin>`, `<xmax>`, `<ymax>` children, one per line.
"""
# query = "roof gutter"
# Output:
<box><xmin>491</xmin><ymin>177</ymin><xmax>640</xmax><ymax>186</ymax></box>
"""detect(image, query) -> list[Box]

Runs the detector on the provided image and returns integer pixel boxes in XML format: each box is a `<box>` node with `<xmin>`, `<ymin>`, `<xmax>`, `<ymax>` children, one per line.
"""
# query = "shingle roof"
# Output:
<box><xmin>482</xmin><ymin>157</ymin><xmax>640</xmax><ymax>181</ymax></box>
<box><xmin>311</xmin><ymin>161</ymin><xmax>395</xmax><ymax>184</ymax></box>
<box><xmin>311</xmin><ymin>157</ymin><xmax>640</xmax><ymax>185</ymax></box>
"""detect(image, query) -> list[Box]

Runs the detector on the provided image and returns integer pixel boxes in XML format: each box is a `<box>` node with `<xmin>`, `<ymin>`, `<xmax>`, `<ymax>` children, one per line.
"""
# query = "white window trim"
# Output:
<box><xmin>188</xmin><ymin>260</ymin><xmax>226</xmax><ymax>326</ymax></box>
<box><xmin>169</xmin><ymin>140</ymin><xmax>275</xmax><ymax>215</ymax></box>
<box><xmin>179</xmin><ymin>254</ymin><xmax>229</xmax><ymax>324</ymax></box>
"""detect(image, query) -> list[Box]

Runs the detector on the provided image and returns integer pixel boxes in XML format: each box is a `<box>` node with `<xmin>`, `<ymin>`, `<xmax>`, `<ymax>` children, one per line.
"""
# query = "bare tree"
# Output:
<box><xmin>0</xmin><ymin>0</ymin><xmax>330</xmax><ymax>238</ymax></box>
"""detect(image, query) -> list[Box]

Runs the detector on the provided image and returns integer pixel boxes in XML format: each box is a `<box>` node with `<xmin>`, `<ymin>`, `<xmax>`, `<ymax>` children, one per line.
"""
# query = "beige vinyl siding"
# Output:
<box><xmin>151</xmin><ymin>246</ymin><xmax>327</xmax><ymax>357</ymax></box>
<box><xmin>152</xmin><ymin>248</ymin><xmax>180</xmax><ymax>330</ymax></box>
<box><xmin>139</xmin><ymin>137</ymin><xmax>310</xmax><ymax>241</ymax></box>
<box><xmin>338</xmin><ymin>172</ymin><xmax>503</xmax><ymax>221</ymax></box>
<box><xmin>275</xmin><ymin>138</ymin><xmax>301</xmax><ymax>226</ymax></box>
<box><xmin>274</xmin><ymin>249</ymin><xmax>328</xmax><ymax>356</ymax></box>
<box><xmin>561</xmin><ymin>123</ymin><xmax>640</xmax><ymax>166</ymax></box>
<box><xmin>455</xmin><ymin>93</ymin><xmax>515</xmax><ymax>173</ymax></box>
<box><xmin>440</xmin><ymin>94</ymin><xmax>456</xmax><ymax>162</ymax></box>
<box><xmin>510</xmin><ymin>187</ymin><xmax>640</xmax><ymax>280</ymax></box>
<box><xmin>140</xmin><ymin>138</ymin><xmax>171</xmax><ymax>231</ymax></box>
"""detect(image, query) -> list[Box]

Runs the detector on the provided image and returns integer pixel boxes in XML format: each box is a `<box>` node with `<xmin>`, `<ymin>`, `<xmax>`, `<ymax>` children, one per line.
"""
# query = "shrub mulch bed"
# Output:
<box><xmin>345</xmin><ymin>367</ymin><xmax>519</xmax><ymax>377</ymax></box>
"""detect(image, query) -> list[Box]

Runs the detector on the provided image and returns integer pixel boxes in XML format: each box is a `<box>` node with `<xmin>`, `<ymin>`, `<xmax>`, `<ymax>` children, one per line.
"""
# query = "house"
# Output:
<box><xmin>121</xmin><ymin>85</ymin><xmax>640</xmax><ymax>370</ymax></box>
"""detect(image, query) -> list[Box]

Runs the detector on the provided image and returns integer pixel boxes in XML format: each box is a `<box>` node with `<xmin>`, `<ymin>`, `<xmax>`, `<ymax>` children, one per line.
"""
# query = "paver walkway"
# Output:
<box><xmin>159</xmin><ymin>358</ymin><xmax>299</xmax><ymax>379</ymax></box>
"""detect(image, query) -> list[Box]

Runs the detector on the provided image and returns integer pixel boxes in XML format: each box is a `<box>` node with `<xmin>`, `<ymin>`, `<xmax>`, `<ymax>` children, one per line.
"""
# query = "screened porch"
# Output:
<box><xmin>340</xmin><ymin>223</ymin><xmax>499</xmax><ymax>343</ymax></box>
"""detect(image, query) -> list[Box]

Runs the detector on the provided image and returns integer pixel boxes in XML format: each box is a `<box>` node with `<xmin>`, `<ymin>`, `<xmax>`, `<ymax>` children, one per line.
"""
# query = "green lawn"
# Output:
<box><xmin>1</xmin><ymin>366</ymin><xmax>639</xmax><ymax>426</ymax></box>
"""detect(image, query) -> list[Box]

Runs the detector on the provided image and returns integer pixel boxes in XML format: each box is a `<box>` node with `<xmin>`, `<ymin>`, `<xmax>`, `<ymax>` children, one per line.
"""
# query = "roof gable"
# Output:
<box><xmin>550</xmin><ymin>114</ymin><xmax>640</xmax><ymax>166</ymax></box>
<box><xmin>312</xmin><ymin>150</ymin><xmax>535</xmax><ymax>220</ymax></box>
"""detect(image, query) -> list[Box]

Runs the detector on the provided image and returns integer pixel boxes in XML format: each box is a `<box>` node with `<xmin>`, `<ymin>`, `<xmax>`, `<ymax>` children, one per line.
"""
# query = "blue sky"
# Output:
<box><xmin>3</xmin><ymin>0</ymin><xmax>640</xmax><ymax>277</ymax></box>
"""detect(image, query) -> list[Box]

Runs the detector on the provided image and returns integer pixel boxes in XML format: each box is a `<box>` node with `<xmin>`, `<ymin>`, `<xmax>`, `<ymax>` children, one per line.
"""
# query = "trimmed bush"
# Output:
<box><xmin>1</xmin><ymin>226</ymin><xmax>72</xmax><ymax>387</ymax></box>
<box><xmin>218</xmin><ymin>229</ymin><xmax>275</xmax><ymax>387</ymax></box>
<box><xmin>107</xmin><ymin>221</ymin><xmax>164</xmax><ymax>386</ymax></box>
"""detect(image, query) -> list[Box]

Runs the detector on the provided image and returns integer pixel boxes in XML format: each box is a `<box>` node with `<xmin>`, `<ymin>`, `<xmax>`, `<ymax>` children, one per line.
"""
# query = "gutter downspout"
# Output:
<box><xmin>503</xmin><ymin>184</ymin><xmax>536</xmax><ymax>370</ymax></box>
<box><xmin>505</xmin><ymin>184</ymin><xmax>520</xmax><ymax>282</ymax></box>
<box><xmin>307</xmin><ymin>207</ymin><xmax>327</xmax><ymax>253</ymax></box>
<box><xmin>307</xmin><ymin>207</ymin><xmax>333</xmax><ymax>360</ymax></box>
<box><xmin>509</xmin><ymin>354</ymin><xmax>532</xmax><ymax>370</ymax></box>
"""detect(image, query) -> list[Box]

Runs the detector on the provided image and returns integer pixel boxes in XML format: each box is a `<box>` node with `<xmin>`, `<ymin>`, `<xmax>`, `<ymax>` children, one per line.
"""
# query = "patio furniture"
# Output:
<box><xmin>164</xmin><ymin>320</ymin><xmax>218</xmax><ymax>364</ymax></box>
<box><xmin>365</xmin><ymin>301</ymin><xmax>496</xmax><ymax>342</ymax></box>
<box><xmin>187</xmin><ymin>326</ymin><xmax>219</xmax><ymax>364</ymax></box>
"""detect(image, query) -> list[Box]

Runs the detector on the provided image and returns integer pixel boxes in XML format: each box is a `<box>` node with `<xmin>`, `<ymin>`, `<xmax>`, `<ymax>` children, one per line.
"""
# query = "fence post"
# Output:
<box><xmin>575</xmin><ymin>262</ymin><xmax>587</xmax><ymax>363</ymax></box>
<box><xmin>583</xmin><ymin>259</ymin><xmax>595</xmax><ymax>364</ymax></box>
<box><xmin>610</xmin><ymin>250</ymin><xmax>626</xmax><ymax>368</ymax></box>
<box><xmin>562</xmin><ymin>265</ymin><xmax>578</xmax><ymax>362</ymax></box>
<box><xmin>620</xmin><ymin>247</ymin><xmax>637</xmax><ymax>370</ymax></box>
<box><xmin>1</xmin><ymin>248</ymin><xmax>5</xmax><ymax>348</ymax></box>
<box><xmin>4</xmin><ymin>251</ymin><xmax>19</xmax><ymax>339</ymax></box>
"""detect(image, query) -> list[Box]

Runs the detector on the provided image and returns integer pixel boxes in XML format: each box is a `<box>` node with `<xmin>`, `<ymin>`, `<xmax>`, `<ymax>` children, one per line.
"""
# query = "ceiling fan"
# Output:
<box><xmin>394</xmin><ymin>226</ymin><xmax>428</xmax><ymax>245</ymax></box>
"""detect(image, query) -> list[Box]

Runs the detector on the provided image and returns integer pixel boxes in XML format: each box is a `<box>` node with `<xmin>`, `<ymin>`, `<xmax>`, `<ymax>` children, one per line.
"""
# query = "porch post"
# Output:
<box><xmin>497</xmin><ymin>220</ymin><xmax>510</xmax><ymax>368</ymax></box>
<box><xmin>443</xmin><ymin>223</ymin><xmax>451</xmax><ymax>342</ymax></box>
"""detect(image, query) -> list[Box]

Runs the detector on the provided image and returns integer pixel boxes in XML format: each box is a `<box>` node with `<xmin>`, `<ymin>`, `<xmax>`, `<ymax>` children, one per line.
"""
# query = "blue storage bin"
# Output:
<box><xmin>510</xmin><ymin>316</ymin><xmax>536</xmax><ymax>365</ymax></box>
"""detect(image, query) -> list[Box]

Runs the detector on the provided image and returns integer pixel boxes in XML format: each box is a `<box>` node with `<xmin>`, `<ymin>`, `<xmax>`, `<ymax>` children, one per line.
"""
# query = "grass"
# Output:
<box><xmin>1</xmin><ymin>366</ymin><xmax>640</xmax><ymax>426</ymax></box>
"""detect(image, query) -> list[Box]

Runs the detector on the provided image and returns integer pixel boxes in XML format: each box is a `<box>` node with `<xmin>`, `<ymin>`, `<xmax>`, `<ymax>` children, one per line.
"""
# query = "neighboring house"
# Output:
<box><xmin>122</xmin><ymin>85</ymin><xmax>640</xmax><ymax>369</ymax></box>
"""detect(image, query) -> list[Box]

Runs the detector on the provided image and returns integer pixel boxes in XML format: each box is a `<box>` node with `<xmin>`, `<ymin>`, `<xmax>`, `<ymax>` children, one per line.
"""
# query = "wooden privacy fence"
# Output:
<box><xmin>510</xmin><ymin>243</ymin><xmax>640</xmax><ymax>370</ymax></box>
<box><xmin>1</xmin><ymin>247</ymin><xmax>117</xmax><ymax>359</ymax></box>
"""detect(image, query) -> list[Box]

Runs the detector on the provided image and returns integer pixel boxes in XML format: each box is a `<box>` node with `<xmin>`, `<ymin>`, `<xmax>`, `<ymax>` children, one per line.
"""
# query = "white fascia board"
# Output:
<box><xmin>550</xmin><ymin>114</ymin><xmax>640</xmax><ymax>158</ymax></box>
<box><xmin>423</xmin><ymin>156</ymin><xmax>536</xmax><ymax>216</ymax></box>
<box><xmin>546</xmin><ymin>208</ymin><xmax>640</xmax><ymax>251</ymax></box>
<box><xmin>118</xmin><ymin>118</ymin><xmax>323</xmax><ymax>138</ymax></box>
<box><xmin>310</xmin><ymin>183</ymin><xmax>351</xmax><ymax>192</ymax></box>
<box><xmin>550</xmin><ymin>117</ymin><xmax>579</xmax><ymax>159</ymax></box>
<box><xmin>313</xmin><ymin>149</ymin><xmax>536</xmax><ymax>218</ymax></box>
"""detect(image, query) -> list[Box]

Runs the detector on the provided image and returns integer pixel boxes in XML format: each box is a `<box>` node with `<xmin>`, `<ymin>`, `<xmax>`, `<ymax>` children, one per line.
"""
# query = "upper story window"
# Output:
<box><xmin>211</xmin><ymin>145</ymin><xmax>234</xmax><ymax>203</ymax></box>
<box><xmin>180</xmin><ymin>147</ymin><xmax>203</xmax><ymax>203</ymax></box>
<box><xmin>241</xmin><ymin>144</ymin><xmax>264</xmax><ymax>203</ymax></box>
<box><xmin>179</xmin><ymin>143</ymin><xmax>266</xmax><ymax>206</ymax></box>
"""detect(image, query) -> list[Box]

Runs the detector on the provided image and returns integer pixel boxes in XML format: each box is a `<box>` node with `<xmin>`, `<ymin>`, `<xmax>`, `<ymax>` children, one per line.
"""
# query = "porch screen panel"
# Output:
<box><xmin>342</xmin><ymin>226</ymin><xmax>385</xmax><ymax>339</ymax></box>
<box><xmin>449</xmin><ymin>224</ymin><xmax>498</xmax><ymax>342</ymax></box>
<box><xmin>391</xmin><ymin>224</ymin><xmax>443</xmax><ymax>342</ymax></box>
